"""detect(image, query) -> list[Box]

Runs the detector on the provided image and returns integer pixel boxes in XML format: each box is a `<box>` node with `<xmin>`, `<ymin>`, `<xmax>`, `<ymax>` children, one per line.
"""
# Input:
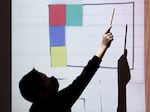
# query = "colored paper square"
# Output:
<box><xmin>49</xmin><ymin>4</ymin><xmax>66</xmax><ymax>25</ymax></box>
<box><xmin>50</xmin><ymin>46</ymin><xmax>67</xmax><ymax>66</ymax></box>
<box><xmin>50</xmin><ymin>26</ymin><xmax>65</xmax><ymax>46</ymax></box>
<box><xmin>66</xmin><ymin>4</ymin><xmax>82</xmax><ymax>26</ymax></box>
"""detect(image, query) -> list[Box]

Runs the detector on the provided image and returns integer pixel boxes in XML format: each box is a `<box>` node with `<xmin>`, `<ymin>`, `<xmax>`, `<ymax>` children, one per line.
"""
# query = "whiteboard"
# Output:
<box><xmin>12</xmin><ymin>0</ymin><xmax>145</xmax><ymax>112</ymax></box>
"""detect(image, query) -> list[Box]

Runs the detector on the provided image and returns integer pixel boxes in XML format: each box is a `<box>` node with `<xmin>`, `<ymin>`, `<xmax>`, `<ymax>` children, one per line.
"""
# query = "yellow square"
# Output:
<box><xmin>50</xmin><ymin>46</ymin><xmax>67</xmax><ymax>66</ymax></box>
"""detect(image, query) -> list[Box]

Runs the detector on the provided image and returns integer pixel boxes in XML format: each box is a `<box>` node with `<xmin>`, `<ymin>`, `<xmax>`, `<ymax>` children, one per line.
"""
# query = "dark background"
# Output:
<box><xmin>0</xmin><ymin>0</ymin><xmax>11</xmax><ymax>112</ymax></box>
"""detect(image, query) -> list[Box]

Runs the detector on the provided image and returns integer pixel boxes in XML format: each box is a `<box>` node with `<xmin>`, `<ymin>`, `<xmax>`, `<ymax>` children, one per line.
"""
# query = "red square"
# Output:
<box><xmin>49</xmin><ymin>4</ymin><xmax>66</xmax><ymax>25</ymax></box>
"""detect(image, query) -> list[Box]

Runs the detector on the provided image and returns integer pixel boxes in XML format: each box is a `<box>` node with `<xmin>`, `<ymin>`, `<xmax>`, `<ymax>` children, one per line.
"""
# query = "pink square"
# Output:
<box><xmin>49</xmin><ymin>4</ymin><xmax>66</xmax><ymax>25</ymax></box>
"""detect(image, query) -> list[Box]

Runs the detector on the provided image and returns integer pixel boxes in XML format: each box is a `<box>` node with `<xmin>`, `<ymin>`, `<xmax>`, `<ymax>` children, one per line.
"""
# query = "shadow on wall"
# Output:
<box><xmin>117</xmin><ymin>49</ymin><xmax>131</xmax><ymax>112</ymax></box>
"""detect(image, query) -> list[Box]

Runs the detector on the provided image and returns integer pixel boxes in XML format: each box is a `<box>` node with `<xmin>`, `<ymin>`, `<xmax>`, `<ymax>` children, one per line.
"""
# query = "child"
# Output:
<box><xmin>19</xmin><ymin>26</ymin><xmax>113</xmax><ymax>112</ymax></box>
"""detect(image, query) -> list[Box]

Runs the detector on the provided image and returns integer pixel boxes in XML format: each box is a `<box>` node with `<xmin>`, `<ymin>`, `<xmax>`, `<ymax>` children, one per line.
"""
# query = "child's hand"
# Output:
<box><xmin>101</xmin><ymin>26</ymin><xmax>113</xmax><ymax>48</ymax></box>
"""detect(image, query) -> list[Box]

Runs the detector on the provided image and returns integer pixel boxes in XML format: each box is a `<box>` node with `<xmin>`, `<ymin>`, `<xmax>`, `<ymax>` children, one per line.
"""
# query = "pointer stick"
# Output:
<box><xmin>106</xmin><ymin>8</ymin><xmax>115</xmax><ymax>33</ymax></box>
<box><xmin>110</xmin><ymin>8</ymin><xmax>115</xmax><ymax>26</ymax></box>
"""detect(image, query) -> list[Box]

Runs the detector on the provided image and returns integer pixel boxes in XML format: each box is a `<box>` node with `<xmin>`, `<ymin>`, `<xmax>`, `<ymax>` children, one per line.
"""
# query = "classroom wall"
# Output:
<box><xmin>11</xmin><ymin>0</ymin><xmax>145</xmax><ymax>112</ymax></box>
<box><xmin>1</xmin><ymin>0</ymin><xmax>150</xmax><ymax>112</ymax></box>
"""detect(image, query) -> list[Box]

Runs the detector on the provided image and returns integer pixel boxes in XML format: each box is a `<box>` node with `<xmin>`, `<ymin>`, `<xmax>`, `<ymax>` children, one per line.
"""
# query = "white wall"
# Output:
<box><xmin>12</xmin><ymin>0</ymin><xmax>145</xmax><ymax>112</ymax></box>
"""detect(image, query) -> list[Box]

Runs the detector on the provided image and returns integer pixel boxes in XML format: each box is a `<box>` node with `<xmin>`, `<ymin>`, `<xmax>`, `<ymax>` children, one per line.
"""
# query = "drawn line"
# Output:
<box><xmin>49</xmin><ymin>2</ymin><xmax>135</xmax><ymax>70</ymax></box>
<box><xmin>132</xmin><ymin>2</ymin><xmax>135</xmax><ymax>69</ymax></box>
<box><xmin>83</xmin><ymin>2</ymin><xmax>134</xmax><ymax>6</ymax></box>
<box><xmin>67</xmin><ymin>65</ymin><xmax>134</xmax><ymax>70</ymax></box>
<box><xmin>66</xmin><ymin>2</ymin><xmax>135</xmax><ymax>70</ymax></box>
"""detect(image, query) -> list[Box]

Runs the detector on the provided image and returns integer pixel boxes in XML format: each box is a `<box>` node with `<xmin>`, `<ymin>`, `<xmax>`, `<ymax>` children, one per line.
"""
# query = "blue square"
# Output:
<box><xmin>50</xmin><ymin>26</ymin><xmax>65</xmax><ymax>46</ymax></box>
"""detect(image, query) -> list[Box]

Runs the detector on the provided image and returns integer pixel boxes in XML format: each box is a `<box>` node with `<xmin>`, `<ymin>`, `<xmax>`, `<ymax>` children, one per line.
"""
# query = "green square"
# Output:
<box><xmin>66</xmin><ymin>4</ymin><xmax>82</xmax><ymax>26</ymax></box>
<box><xmin>50</xmin><ymin>46</ymin><xmax>67</xmax><ymax>66</ymax></box>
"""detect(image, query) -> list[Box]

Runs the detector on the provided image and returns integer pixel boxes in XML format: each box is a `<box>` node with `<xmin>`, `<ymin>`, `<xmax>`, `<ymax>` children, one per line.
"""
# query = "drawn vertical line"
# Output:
<box><xmin>83</xmin><ymin>98</ymin><xmax>86</xmax><ymax>111</ymax></box>
<box><xmin>132</xmin><ymin>2</ymin><xmax>135</xmax><ymax>69</ymax></box>
<box><xmin>99</xmin><ymin>80</ymin><xmax>103</xmax><ymax>112</ymax></box>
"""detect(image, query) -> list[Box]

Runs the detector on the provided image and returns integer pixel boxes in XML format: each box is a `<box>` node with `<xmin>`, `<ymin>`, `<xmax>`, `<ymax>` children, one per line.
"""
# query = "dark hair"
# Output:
<box><xmin>19</xmin><ymin>69</ymin><xmax>43</xmax><ymax>102</ymax></box>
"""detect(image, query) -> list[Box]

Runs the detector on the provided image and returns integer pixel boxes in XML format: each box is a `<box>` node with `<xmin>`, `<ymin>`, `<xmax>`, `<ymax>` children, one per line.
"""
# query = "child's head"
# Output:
<box><xmin>19</xmin><ymin>69</ymin><xmax>59</xmax><ymax>103</ymax></box>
